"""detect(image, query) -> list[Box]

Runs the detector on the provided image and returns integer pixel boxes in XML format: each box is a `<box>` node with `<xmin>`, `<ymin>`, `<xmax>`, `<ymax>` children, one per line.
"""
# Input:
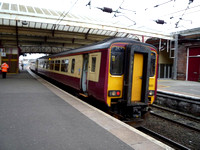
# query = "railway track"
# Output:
<box><xmin>150</xmin><ymin>104</ymin><xmax>200</xmax><ymax>121</ymax></box>
<box><xmin>137</xmin><ymin>104</ymin><xmax>200</xmax><ymax>150</ymax></box>
<box><xmin>136</xmin><ymin>126</ymin><xmax>190</xmax><ymax>150</ymax></box>
<box><xmin>150</xmin><ymin>104</ymin><xmax>200</xmax><ymax>132</ymax></box>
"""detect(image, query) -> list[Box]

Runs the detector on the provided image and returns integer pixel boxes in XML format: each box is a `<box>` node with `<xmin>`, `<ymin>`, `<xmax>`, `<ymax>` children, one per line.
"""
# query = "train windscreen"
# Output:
<box><xmin>110</xmin><ymin>47</ymin><xmax>124</xmax><ymax>75</ymax></box>
<box><xmin>150</xmin><ymin>52</ymin><xmax>156</xmax><ymax>77</ymax></box>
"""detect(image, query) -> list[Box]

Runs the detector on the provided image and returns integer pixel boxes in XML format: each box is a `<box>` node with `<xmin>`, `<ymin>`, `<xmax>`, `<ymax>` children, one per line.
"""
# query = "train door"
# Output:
<box><xmin>131</xmin><ymin>53</ymin><xmax>144</xmax><ymax>101</ymax></box>
<box><xmin>124</xmin><ymin>44</ymin><xmax>151</xmax><ymax>105</ymax></box>
<box><xmin>81</xmin><ymin>54</ymin><xmax>89</xmax><ymax>93</ymax></box>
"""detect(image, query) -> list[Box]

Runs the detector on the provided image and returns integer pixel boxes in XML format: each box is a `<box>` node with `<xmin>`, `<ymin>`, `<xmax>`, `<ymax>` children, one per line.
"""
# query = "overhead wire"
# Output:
<box><xmin>53</xmin><ymin>0</ymin><xmax>79</xmax><ymax>30</ymax></box>
<box><xmin>113</xmin><ymin>0</ymin><xmax>124</xmax><ymax>17</ymax></box>
<box><xmin>119</xmin><ymin>7</ymin><xmax>136</xmax><ymax>14</ymax></box>
<box><xmin>145</xmin><ymin>0</ymin><xmax>174</xmax><ymax>11</ymax></box>
<box><xmin>114</xmin><ymin>14</ymin><xmax>136</xmax><ymax>25</ymax></box>
<box><xmin>153</xmin><ymin>0</ymin><xmax>174</xmax><ymax>8</ymax></box>
<box><xmin>144</xmin><ymin>0</ymin><xmax>198</xmax><ymax>27</ymax></box>
<box><xmin>112</xmin><ymin>0</ymin><xmax>137</xmax><ymax>26</ymax></box>
<box><xmin>158</xmin><ymin>4</ymin><xmax>200</xmax><ymax>18</ymax></box>
<box><xmin>168</xmin><ymin>8</ymin><xmax>200</xmax><ymax>22</ymax></box>
<box><xmin>175</xmin><ymin>2</ymin><xmax>192</xmax><ymax>28</ymax></box>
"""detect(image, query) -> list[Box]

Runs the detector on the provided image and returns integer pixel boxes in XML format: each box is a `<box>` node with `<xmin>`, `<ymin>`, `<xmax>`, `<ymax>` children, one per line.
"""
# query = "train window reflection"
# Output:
<box><xmin>55</xmin><ymin>60</ymin><xmax>60</xmax><ymax>71</ymax></box>
<box><xmin>43</xmin><ymin>61</ymin><xmax>46</xmax><ymax>68</ymax></box>
<box><xmin>71</xmin><ymin>59</ymin><xmax>75</xmax><ymax>73</ymax></box>
<box><xmin>150</xmin><ymin>53</ymin><xmax>156</xmax><ymax>77</ymax></box>
<box><xmin>61</xmin><ymin>59</ymin><xmax>69</xmax><ymax>72</ymax></box>
<box><xmin>46</xmin><ymin>61</ymin><xmax>49</xmax><ymax>69</ymax></box>
<box><xmin>39</xmin><ymin>61</ymin><xmax>42</xmax><ymax>68</ymax></box>
<box><xmin>110</xmin><ymin>47</ymin><xmax>124</xmax><ymax>75</ymax></box>
<box><xmin>91</xmin><ymin>57</ymin><xmax>96</xmax><ymax>72</ymax></box>
<box><xmin>50</xmin><ymin>61</ymin><xmax>54</xmax><ymax>70</ymax></box>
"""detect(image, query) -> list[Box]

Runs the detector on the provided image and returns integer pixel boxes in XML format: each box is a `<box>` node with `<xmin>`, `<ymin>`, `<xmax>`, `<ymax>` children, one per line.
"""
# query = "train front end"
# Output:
<box><xmin>107</xmin><ymin>42</ymin><xmax>157</xmax><ymax>117</ymax></box>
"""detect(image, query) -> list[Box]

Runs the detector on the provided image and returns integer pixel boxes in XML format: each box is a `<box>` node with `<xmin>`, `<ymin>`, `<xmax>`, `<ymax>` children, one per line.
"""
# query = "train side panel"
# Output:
<box><xmin>87</xmin><ymin>50</ymin><xmax>109</xmax><ymax>103</ymax></box>
<box><xmin>38</xmin><ymin>55</ymin><xmax>83</xmax><ymax>90</ymax></box>
<box><xmin>37</xmin><ymin>50</ymin><xmax>109</xmax><ymax>105</ymax></box>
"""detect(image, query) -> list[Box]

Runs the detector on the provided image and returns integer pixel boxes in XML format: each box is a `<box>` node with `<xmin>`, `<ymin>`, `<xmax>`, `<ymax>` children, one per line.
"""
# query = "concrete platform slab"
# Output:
<box><xmin>158</xmin><ymin>79</ymin><xmax>200</xmax><ymax>99</ymax></box>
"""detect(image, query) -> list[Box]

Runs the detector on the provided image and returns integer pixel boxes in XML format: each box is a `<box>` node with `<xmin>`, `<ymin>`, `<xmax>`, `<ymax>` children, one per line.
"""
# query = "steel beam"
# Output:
<box><xmin>173</xmin><ymin>34</ymin><xmax>179</xmax><ymax>80</ymax></box>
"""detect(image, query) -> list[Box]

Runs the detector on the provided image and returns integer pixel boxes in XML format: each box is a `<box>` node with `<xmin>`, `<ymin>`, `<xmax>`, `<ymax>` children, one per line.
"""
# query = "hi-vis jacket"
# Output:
<box><xmin>1</xmin><ymin>63</ymin><xmax>9</xmax><ymax>72</ymax></box>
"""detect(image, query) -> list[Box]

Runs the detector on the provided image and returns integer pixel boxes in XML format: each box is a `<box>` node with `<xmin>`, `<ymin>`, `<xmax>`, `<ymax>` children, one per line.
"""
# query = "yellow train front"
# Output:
<box><xmin>36</xmin><ymin>38</ymin><xmax>157</xmax><ymax>117</ymax></box>
<box><xmin>106</xmin><ymin>41</ymin><xmax>157</xmax><ymax>117</ymax></box>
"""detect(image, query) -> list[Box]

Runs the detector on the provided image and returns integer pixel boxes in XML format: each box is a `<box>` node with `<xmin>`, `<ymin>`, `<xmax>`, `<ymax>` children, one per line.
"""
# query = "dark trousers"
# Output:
<box><xmin>2</xmin><ymin>72</ymin><xmax>7</xmax><ymax>78</ymax></box>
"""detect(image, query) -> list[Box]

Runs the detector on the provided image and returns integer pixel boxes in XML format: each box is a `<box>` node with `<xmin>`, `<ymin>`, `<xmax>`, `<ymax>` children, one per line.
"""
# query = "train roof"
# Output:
<box><xmin>38</xmin><ymin>38</ymin><xmax>157</xmax><ymax>59</ymax></box>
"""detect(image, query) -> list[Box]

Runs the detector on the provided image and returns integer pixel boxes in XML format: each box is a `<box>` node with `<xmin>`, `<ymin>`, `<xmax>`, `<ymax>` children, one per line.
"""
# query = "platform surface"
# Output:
<box><xmin>158</xmin><ymin>79</ymin><xmax>200</xmax><ymax>99</ymax></box>
<box><xmin>0</xmin><ymin>70</ymin><xmax>172</xmax><ymax>150</ymax></box>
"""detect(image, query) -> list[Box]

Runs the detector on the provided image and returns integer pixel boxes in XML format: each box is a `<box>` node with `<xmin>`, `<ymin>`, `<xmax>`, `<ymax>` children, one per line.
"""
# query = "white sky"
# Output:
<box><xmin>19</xmin><ymin>54</ymin><xmax>46</xmax><ymax>60</ymax></box>
<box><xmin>1</xmin><ymin>0</ymin><xmax>200</xmax><ymax>59</ymax></box>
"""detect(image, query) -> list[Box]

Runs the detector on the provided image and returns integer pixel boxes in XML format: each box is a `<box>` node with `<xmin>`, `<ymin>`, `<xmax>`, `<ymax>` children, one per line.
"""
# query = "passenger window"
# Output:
<box><xmin>61</xmin><ymin>59</ymin><xmax>69</xmax><ymax>72</ymax></box>
<box><xmin>71</xmin><ymin>59</ymin><xmax>75</xmax><ymax>73</ymax></box>
<box><xmin>91</xmin><ymin>57</ymin><xmax>96</xmax><ymax>72</ymax></box>
<box><xmin>40</xmin><ymin>61</ymin><xmax>43</xmax><ymax>68</ymax></box>
<box><xmin>50</xmin><ymin>61</ymin><xmax>54</xmax><ymax>70</ymax></box>
<box><xmin>43</xmin><ymin>61</ymin><xmax>46</xmax><ymax>68</ymax></box>
<box><xmin>150</xmin><ymin>53</ymin><xmax>156</xmax><ymax>77</ymax></box>
<box><xmin>46</xmin><ymin>61</ymin><xmax>49</xmax><ymax>69</ymax></box>
<box><xmin>110</xmin><ymin>47</ymin><xmax>124</xmax><ymax>75</ymax></box>
<box><xmin>55</xmin><ymin>60</ymin><xmax>60</xmax><ymax>71</ymax></box>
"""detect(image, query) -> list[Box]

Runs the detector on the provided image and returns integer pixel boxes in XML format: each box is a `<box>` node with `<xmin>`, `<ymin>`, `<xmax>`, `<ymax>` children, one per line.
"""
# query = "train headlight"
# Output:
<box><xmin>148</xmin><ymin>90</ymin><xmax>155</xmax><ymax>96</ymax></box>
<box><xmin>108</xmin><ymin>90</ymin><xmax>121</xmax><ymax>97</ymax></box>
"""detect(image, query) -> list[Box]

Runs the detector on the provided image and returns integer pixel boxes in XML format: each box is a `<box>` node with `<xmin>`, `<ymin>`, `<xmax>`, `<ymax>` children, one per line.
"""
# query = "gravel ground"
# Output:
<box><xmin>140</xmin><ymin>114</ymin><xmax>200</xmax><ymax>150</ymax></box>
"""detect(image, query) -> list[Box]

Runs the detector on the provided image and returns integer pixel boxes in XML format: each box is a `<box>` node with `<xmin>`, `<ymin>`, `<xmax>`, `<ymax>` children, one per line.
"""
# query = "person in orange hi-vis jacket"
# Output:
<box><xmin>1</xmin><ymin>62</ymin><xmax>9</xmax><ymax>79</ymax></box>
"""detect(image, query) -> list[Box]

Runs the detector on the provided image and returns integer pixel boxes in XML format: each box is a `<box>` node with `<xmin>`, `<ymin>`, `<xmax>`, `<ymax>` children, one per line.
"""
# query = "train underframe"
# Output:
<box><xmin>110</xmin><ymin>99</ymin><xmax>149</xmax><ymax>118</ymax></box>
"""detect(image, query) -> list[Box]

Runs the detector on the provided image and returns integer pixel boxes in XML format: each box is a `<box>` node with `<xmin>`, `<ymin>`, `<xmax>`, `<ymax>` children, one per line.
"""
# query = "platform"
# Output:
<box><xmin>158</xmin><ymin>79</ymin><xmax>200</xmax><ymax>99</ymax></box>
<box><xmin>0</xmin><ymin>70</ymin><xmax>172</xmax><ymax>150</ymax></box>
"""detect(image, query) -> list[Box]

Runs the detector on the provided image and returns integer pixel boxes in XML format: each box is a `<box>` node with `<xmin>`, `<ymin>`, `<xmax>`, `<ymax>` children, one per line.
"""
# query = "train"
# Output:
<box><xmin>30</xmin><ymin>38</ymin><xmax>158</xmax><ymax>117</ymax></box>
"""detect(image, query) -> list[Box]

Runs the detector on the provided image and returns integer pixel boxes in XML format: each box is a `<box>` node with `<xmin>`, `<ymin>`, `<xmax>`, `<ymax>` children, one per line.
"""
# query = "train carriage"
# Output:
<box><xmin>35</xmin><ymin>38</ymin><xmax>158</xmax><ymax>117</ymax></box>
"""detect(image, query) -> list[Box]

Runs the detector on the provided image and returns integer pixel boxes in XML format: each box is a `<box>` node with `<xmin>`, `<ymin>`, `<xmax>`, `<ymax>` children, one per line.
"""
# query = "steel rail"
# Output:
<box><xmin>150</xmin><ymin>111</ymin><xmax>200</xmax><ymax>132</ymax></box>
<box><xmin>150</xmin><ymin>104</ymin><xmax>200</xmax><ymax>122</ymax></box>
<box><xmin>136</xmin><ymin>126</ymin><xmax>190</xmax><ymax>150</ymax></box>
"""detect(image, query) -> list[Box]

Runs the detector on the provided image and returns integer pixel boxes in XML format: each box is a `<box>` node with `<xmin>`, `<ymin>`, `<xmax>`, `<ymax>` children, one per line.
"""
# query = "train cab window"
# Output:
<box><xmin>61</xmin><ymin>59</ymin><xmax>69</xmax><ymax>72</ymax></box>
<box><xmin>91</xmin><ymin>57</ymin><xmax>96</xmax><ymax>72</ymax></box>
<box><xmin>50</xmin><ymin>61</ymin><xmax>54</xmax><ymax>70</ymax></box>
<box><xmin>110</xmin><ymin>47</ymin><xmax>124</xmax><ymax>75</ymax></box>
<box><xmin>55</xmin><ymin>60</ymin><xmax>60</xmax><ymax>71</ymax></box>
<box><xmin>71</xmin><ymin>59</ymin><xmax>75</xmax><ymax>73</ymax></box>
<box><xmin>150</xmin><ymin>52</ymin><xmax>156</xmax><ymax>77</ymax></box>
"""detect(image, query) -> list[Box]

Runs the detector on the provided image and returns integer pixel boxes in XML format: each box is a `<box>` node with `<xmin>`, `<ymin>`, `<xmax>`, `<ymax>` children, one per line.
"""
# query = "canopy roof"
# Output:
<box><xmin>0</xmin><ymin>1</ymin><xmax>176</xmax><ymax>54</ymax></box>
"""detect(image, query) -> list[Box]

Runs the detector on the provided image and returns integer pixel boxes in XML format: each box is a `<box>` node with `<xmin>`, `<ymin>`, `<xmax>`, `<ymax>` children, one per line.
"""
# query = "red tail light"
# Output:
<box><xmin>108</xmin><ymin>90</ymin><xmax>121</xmax><ymax>97</ymax></box>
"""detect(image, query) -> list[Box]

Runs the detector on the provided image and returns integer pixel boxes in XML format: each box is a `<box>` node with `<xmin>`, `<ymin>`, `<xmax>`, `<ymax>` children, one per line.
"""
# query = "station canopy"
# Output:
<box><xmin>0</xmin><ymin>1</ymin><xmax>175</xmax><ymax>54</ymax></box>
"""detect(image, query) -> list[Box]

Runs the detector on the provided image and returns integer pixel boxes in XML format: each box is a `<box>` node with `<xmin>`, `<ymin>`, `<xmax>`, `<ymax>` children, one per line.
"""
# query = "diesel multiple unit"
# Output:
<box><xmin>30</xmin><ymin>38</ymin><xmax>158</xmax><ymax>117</ymax></box>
